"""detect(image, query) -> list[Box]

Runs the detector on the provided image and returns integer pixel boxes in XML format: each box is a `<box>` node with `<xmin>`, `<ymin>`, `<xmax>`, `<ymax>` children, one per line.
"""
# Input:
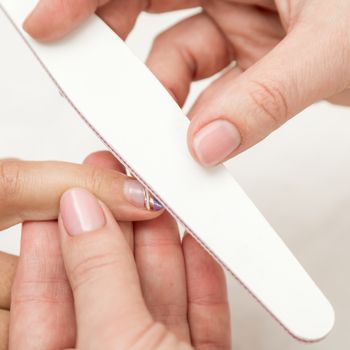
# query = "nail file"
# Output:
<box><xmin>0</xmin><ymin>0</ymin><xmax>334</xmax><ymax>342</ymax></box>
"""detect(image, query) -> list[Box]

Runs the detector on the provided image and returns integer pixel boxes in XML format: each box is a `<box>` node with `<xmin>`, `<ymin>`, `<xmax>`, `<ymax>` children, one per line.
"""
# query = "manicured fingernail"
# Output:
<box><xmin>60</xmin><ymin>188</ymin><xmax>106</xmax><ymax>236</ymax></box>
<box><xmin>124</xmin><ymin>179</ymin><xmax>163</xmax><ymax>211</ymax></box>
<box><xmin>193</xmin><ymin>120</ymin><xmax>241</xmax><ymax>166</ymax></box>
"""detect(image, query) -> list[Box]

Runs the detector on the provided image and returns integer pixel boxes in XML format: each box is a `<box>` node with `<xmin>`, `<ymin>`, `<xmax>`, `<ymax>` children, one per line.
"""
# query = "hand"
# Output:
<box><xmin>9</xmin><ymin>151</ymin><xmax>231</xmax><ymax>349</ymax></box>
<box><xmin>24</xmin><ymin>1</ymin><xmax>350</xmax><ymax>167</ymax></box>
<box><xmin>0</xmin><ymin>154</ymin><xmax>163</xmax><ymax>348</ymax></box>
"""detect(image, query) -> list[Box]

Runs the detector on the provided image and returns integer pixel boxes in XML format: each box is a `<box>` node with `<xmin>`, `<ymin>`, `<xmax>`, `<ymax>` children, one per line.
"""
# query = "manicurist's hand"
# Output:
<box><xmin>24</xmin><ymin>1</ymin><xmax>350</xmax><ymax>167</ymax></box>
<box><xmin>0</xmin><ymin>155</ymin><xmax>163</xmax><ymax>348</ymax></box>
<box><xmin>9</xmin><ymin>152</ymin><xmax>231</xmax><ymax>349</ymax></box>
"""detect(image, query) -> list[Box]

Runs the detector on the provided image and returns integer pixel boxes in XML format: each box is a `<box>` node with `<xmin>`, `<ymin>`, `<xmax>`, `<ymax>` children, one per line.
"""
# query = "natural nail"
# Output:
<box><xmin>124</xmin><ymin>179</ymin><xmax>163</xmax><ymax>211</ymax></box>
<box><xmin>60</xmin><ymin>188</ymin><xmax>106</xmax><ymax>236</ymax></box>
<box><xmin>193</xmin><ymin>119</ymin><xmax>241</xmax><ymax>166</ymax></box>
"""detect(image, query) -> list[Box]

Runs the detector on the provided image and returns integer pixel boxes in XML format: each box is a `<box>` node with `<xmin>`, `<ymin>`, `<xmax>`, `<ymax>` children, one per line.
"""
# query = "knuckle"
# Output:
<box><xmin>152</xmin><ymin>29</ymin><xmax>181</xmax><ymax>53</ymax></box>
<box><xmin>152</xmin><ymin>31</ymin><xmax>169</xmax><ymax>48</ymax></box>
<box><xmin>12</xmin><ymin>279</ymin><xmax>71</xmax><ymax>306</ymax></box>
<box><xmin>189</xmin><ymin>294</ymin><xmax>229</xmax><ymax>308</ymax></box>
<box><xmin>0</xmin><ymin>160</ymin><xmax>23</xmax><ymax>204</ymax></box>
<box><xmin>147</xmin><ymin>302</ymin><xmax>187</xmax><ymax>326</ymax></box>
<box><xmin>248</xmin><ymin>79</ymin><xmax>289</xmax><ymax>128</ymax></box>
<box><xmin>68</xmin><ymin>251</ymin><xmax>119</xmax><ymax>292</ymax></box>
<box><xmin>84</xmin><ymin>166</ymin><xmax>105</xmax><ymax>194</ymax></box>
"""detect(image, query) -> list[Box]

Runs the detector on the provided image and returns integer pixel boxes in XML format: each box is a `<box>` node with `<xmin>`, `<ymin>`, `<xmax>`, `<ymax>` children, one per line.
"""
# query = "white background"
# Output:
<box><xmin>1</xmin><ymin>8</ymin><xmax>350</xmax><ymax>350</ymax></box>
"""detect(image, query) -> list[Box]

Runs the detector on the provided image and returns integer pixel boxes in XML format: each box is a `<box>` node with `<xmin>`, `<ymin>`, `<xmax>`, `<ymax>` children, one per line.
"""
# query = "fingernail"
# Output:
<box><xmin>193</xmin><ymin>120</ymin><xmax>241</xmax><ymax>166</ymax></box>
<box><xmin>124</xmin><ymin>179</ymin><xmax>163</xmax><ymax>211</ymax></box>
<box><xmin>60</xmin><ymin>188</ymin><xmax>106</xmax><ymax>236</ymax></box>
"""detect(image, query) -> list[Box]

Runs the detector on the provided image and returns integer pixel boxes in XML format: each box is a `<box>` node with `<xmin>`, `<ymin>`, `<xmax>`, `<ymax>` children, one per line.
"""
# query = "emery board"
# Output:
<box><xmin>0</xmin><ymin>0</ymin><xmax>334</xmax><ymax>342</ymax></box>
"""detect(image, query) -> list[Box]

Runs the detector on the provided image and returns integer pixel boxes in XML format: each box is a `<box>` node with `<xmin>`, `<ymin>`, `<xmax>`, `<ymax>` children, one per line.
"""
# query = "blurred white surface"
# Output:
<box><xmin>0</xmin><ymin>8</ymin><xmax>349</xmax><ymax>350</ymax></box>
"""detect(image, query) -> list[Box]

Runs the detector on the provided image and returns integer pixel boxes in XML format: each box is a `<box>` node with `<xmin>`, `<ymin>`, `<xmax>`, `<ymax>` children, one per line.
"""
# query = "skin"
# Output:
<box><xmin>0</xmin><ymin>153</ymin><xmax>165</xmax><ymax>348</ymax></box>
<box><xmin>24</xmin><ymin>0</ymin><xmax>350</xmax><ymax>166</ymax></box>
<box><xmin>2</xmin><ymin>1</ymin><xmax>348</xmax><ymax>345</ymax></box>
<box><xmin>0</xmin><ymin>252</ymin><xmax>17</xmax><ymax>349</ymax></box>
<box><xmin>7</xmin><ymin>152</ymin><xmax>230</xmax><ymax>349</ymax></box>
<box><xmin>0</xmin><ymin>310</ymin><xmax>9</xmax><ymax>350</ymax></box>
<box><xmin>0</xmin><ymin>158</ymin><xmax>163</xmax><ymax>230</ymax></box>
<box><xmin>0</xmin><ymin>253</ymin><xmax>16</xmax><ymax>310</ymax></box>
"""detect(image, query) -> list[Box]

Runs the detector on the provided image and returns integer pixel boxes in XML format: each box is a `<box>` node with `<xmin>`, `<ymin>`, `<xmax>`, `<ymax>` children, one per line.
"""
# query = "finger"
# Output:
<box><xmin>83</xmin><ymin>151</ymin><xmax>134</xmax><ymax>249</ymax></box>
<box><xmin>59</xmin><ymin>188</ymin><xmax>151</xmax><ymax>348</ymax></box>
<box><xmin>0</xmin><ymin>253</ymin><xmax>17</xmax><ymax>310</ymax></box>
<box><xmin>23</xmin><ymin>0</ymin><xmax>110</xmax><ymax>41</ymax></box>
<box><xmin>187</xmin><ymin>7</ymin><xmax>350</xmax><ymax>166</ymax></box>
<box><xmin>145</xmin><ymin>0</ymin><xmax>200</xmax><ymax>13</ymax></box>
<box><xmin>328</xmin><ymin>88</ymin><xmax>350</xmax><ymax>107</ymax></box>
<box><xmin>134</xmin><ymin>213</ymin><xmax>190</xmax><ymax>342</ymax></box>
<box><xmin>97</xmin><ymin>0</ymin><xmax>144</xmax><ymax>40</ymax></box>
<box><xmin>0</xmin><ymin>159</ymin><xmax>162</xmax><ymax>230</ymax></box>
<box><xmin>146</xmin><ymin>13</ymin><xmax>232</xmax><ymax>106</ymax></box>
<box><xmin>10</xmin><ymin>221</ymin><xmax>75</xmax><ymax>350</ymax></box>
<box><xmin>203</xmin><ymin>1</ymin><xmax>285</xmax><ymax>70</ymax></box>
<box><xmin>0</xmin><ymin>310</ymin><xmax>9</xmax><ymax>350</ymax></box>
<box><xmin>183</xmin><ymin>234</ymin><xmax>231</xmax><ymax>350</ymax></box>
<box><xmin>227</xmin><ymin>0</ymin><xmax>275</xmax><ymax>10</ymax></box>
<box><xmin>83</xmin><ymin>150</ymin><xmax>125</xmax><ymax>173</ymax></box>
<box><xmin>23</xmin><ymin>0</ymin><xmax>200</xmax><ymax>41</ymax></box>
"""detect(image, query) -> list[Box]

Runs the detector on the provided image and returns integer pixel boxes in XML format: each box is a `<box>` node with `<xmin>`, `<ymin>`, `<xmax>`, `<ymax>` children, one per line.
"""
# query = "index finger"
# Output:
<box><xmin>23</xmin><ymin>0</ymin><xmax>110</xmax><ymax>41</ymax></box>
<box><xmin>23</xmin><ymin>0</ymin><xmax>201</xmax><ymax>42</ymax></box>
<box><xmin>0</xmin><ymin>159</ymin><xmax>162</xmax><ymax>231</ymax></box>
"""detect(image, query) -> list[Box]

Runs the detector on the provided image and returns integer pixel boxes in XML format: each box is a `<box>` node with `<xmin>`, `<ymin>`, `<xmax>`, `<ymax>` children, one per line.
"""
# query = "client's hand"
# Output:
<box><xmin>8</xmin><ymin>152</ymin><xmax>231</xmax><ymax>349</ymax></box>
<box><xmin>0</xmin><ymin>154</ymin><xmax>164</xmax><ymax>348</ymax></box>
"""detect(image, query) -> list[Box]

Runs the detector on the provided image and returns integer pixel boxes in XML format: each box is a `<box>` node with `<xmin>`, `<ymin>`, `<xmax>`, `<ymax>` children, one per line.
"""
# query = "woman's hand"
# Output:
<box><xmin>0</xmin><ymin>153</ymin><xmax>164</xmax><ymax>348</ymax></box>
<box><xmin>24</xmin><ymin>0</ymin><xmax>350</xmax><ymax>167</ymax></box>
<box><xmin>8</xmin><ymin>152</ymin><xmax>231</xmax><ymax>349</ymax></box>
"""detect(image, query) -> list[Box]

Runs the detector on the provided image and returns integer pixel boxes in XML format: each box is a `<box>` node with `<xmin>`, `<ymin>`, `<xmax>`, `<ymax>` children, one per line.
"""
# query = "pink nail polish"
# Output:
<box><xmin>60</xmin><ymin>188</ymin><xmax>106</xmax><ymax>236</ymax></box>
<box><xmin>193</xmin><ymin>120</ymin><xmax>241</xmax><ymax>167</ymax></box>
<box><xmin>124</xmin><ymin>179</ymin><xmax>163</xmax><ymax>211</ymax></box>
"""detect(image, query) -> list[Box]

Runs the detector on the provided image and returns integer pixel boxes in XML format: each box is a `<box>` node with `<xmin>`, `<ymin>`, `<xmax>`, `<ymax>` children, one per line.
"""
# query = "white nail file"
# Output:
<box><xmin>1</xmin><ymin>0</ymin><xmax>334</xmax><ymax>342</ymax></box>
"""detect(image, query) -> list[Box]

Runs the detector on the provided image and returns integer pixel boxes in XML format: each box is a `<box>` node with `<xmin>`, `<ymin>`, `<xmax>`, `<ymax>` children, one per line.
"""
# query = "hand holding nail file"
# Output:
<box><xmin>1</xmin><ymin>0</ymin><xmax>334</xmax><ymax>342</ymax></box>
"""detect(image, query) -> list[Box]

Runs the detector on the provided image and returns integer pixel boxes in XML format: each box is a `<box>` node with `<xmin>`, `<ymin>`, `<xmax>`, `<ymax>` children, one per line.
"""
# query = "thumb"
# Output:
<box><xmin>188</xmin><ymin>24</ymin><xmax>350</xmax><ymax>167</ymax></box>
<box><xmin>23</xmin><ymin>0</ymin><xmax>110</xmax><ymax>41</ymax></box>
<box><xmin>59</xmin><ymin>188</ymin><xmax>152</xmax><ymax>349</ymax></box>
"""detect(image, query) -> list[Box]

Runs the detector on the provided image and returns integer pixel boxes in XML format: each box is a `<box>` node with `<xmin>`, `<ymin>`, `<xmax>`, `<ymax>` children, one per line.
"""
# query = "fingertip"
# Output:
<box><xmin>182</xmin><ymin>233</ymin><xmax>203</xmax><ymax>254</ymax></box>
<box><xmin>182</xmin><ymin>232</ymin><xmax>193</xmax><ymax>246</ymax></box>
<box><xmin>22</xmin><ymin>1</ymin><xmax>59</xmax><ymax>42</ymax></box>
<box><xmin>22</xmin><ymin>0</ymin><xmax>95</xmax><ymax>42</ymax></box>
